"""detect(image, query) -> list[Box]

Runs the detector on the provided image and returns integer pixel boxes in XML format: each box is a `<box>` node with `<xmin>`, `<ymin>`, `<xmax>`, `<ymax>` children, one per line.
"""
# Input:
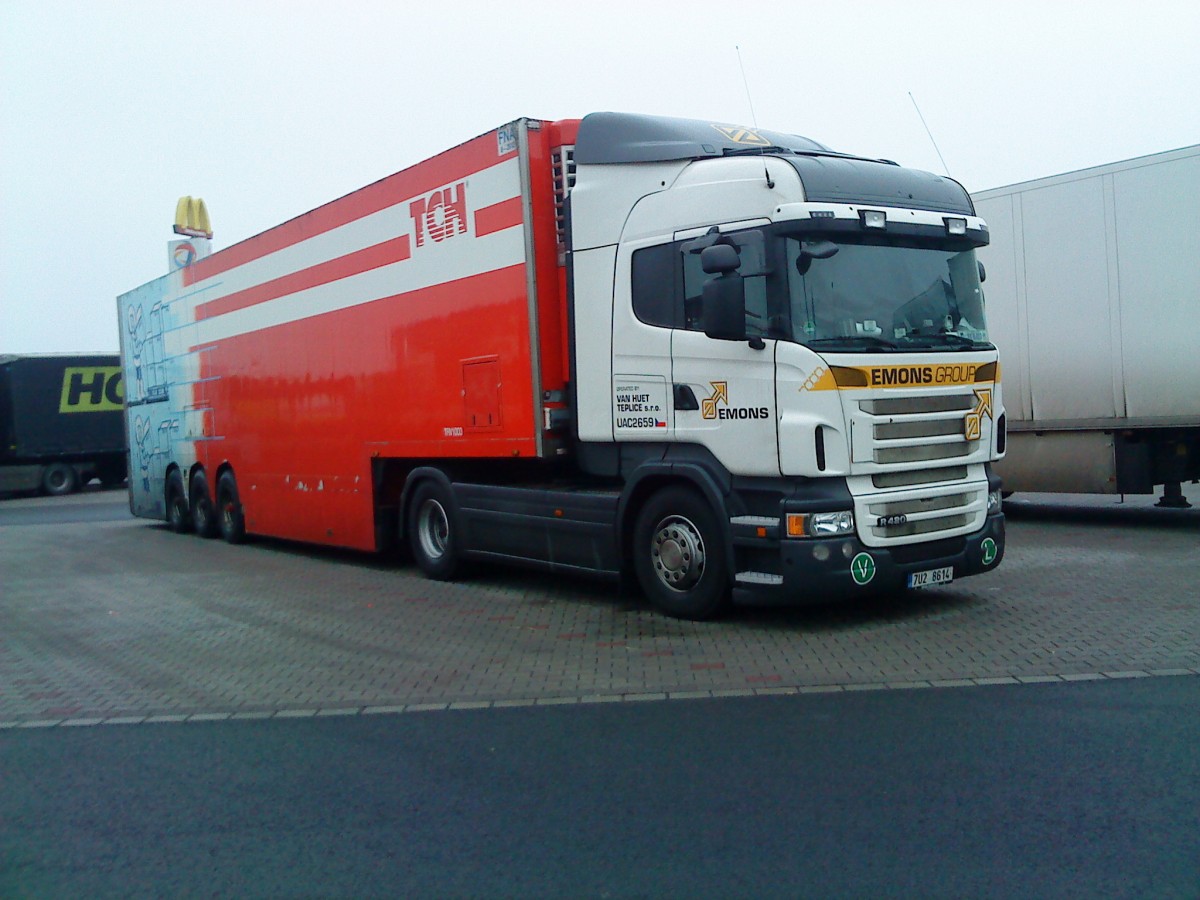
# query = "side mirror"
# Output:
<box><xmin>977</xmin><ymin>260</ymin><xmax>987</xmax><ymax>283</ymax></box>
<box><xmin>702</xmin><ymin>273</ymin><xmax>747</xmax><ymax>341</ymax></box>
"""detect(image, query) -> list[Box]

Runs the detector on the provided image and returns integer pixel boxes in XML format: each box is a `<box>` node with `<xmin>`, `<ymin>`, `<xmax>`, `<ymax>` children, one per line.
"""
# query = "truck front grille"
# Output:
<box><xmin>857</xmin><ymin>393</ymin><xmax>979</xmax><ymax>466</ymax></box>
<box><xmin>859</xmin><ymin>483</ymin><xmax>988</xmax><ymax>545</ymax></box>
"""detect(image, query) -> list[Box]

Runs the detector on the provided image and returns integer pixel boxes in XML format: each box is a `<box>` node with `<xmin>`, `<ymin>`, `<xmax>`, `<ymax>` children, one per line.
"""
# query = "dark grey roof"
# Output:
<box><xmin>783</xmin><ymin>155</ymin><xmax>975</xmax><ymax>215</ymax></box>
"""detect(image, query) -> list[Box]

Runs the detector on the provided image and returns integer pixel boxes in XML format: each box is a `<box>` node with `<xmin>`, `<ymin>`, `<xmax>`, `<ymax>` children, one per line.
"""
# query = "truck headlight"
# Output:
<box><xmin>786</xmin><ymin>510</ymin><xmax>855</xmax><ymax>538</ymax></box>
<box><xmin>987</xmin><ymin>489</ymin><xmax>1002</xmax><ymax>513</ymax></box>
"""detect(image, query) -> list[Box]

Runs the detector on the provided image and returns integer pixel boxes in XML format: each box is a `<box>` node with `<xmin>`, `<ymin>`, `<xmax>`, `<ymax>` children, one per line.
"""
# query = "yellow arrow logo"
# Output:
<box><xmin>713</xmin><ymin>125</ymin><xmax>770</xmax><ymax>146</ymax></box>
<box><xmin>972</xmin><ymin>388</ymin><xmax>993</xmax><ymax>418</ymax></box>
<box><xmin>701</xmin><ymin>381</ymin><xmax>729</xmax><ymax>419</ymax></box>
<box><xmin>964</xmin><ymin>389</ymin><xmax>994</xmax><ymax>442</ymax></box>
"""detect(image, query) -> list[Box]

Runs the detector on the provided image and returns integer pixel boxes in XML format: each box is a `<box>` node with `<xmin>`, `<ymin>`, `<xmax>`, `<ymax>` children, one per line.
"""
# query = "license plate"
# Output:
<box><xmin>907</xmin><ymin>566</ymin><xmax>954</xmax><ymax>588</ymax></box>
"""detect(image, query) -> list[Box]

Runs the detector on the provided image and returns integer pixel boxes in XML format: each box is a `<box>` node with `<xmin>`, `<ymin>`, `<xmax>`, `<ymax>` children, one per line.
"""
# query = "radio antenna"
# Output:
<box><xmin>908</xmin><ymin>92</ymin><xmax>951</xmax><ymax>176</ymax></box>
<box><xmin>736</xmin><ymin>45</ymin><xmax>774</xmax><ymax>189</ymax></box>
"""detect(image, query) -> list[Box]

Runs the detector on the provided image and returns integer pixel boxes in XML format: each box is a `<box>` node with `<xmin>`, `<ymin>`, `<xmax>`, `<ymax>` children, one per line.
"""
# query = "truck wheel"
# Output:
<box><xmin>190</xmin><ymin>470</ymin><xmax>219</xmax><ymax>538</ymax></box>
<box><xmin>166</xmin><ymin>471</ymin><xmax>192</xmax><ymax>534</ymax></box>
<box><xmin>217</xmin><ymin>472</ymin><xmax>246</xmax><ymax>544</ymax></box>
<box><xmin>632</xmin><ymin>487</ymin><xmax>730</xmax><ymax>621</ymax></box>
<box><xmin>408</xmin><ymin>480</ymin><xmax>460</xmax><ymax>580</ymax></box>
<box><xmin>41</xmin><ymin>463</ymin><xmax>78</xmax><ymax>496</ymax></box>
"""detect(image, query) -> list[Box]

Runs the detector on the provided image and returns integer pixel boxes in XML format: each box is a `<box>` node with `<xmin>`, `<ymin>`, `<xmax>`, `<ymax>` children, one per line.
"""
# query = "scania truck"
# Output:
<box><xmin>117</xmin><ymin>113</ymin><xmax>1006</xmax><ymax>619</ymax></box>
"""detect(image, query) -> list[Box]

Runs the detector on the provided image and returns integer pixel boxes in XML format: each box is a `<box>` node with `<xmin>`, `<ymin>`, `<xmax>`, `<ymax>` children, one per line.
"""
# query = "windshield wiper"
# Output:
<box><xmin>805</xmin><ymin>336</ymin><xmax>899</xmax><ymax>352</ymax></box>
<box><xmin>900</xmin><ymin>332</ymin><xmax>991</xmax><ymax>349</ymax></box>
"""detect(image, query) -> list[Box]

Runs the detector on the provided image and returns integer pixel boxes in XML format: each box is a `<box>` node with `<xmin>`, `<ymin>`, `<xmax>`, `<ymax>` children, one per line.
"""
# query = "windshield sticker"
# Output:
<box><xmin>614</xmin><ymin>377</ymin><xmax>667</xmax><ymax>431</ymax></box>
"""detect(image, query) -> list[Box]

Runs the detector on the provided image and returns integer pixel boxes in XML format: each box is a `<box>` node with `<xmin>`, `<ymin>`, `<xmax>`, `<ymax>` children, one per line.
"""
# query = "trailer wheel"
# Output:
<box><xmin>408</xmin><ymin>481</ymin><xmax>460</xmax><ymax>580</ymax></box>
<box><xmin>190</xmin><ymin>470</ymin><xmax>219</xmax><ymax>538</ymax></box>
<box><xmin>632</xmin><ymin>487</ymin><xmax>730</xmax><ymax>621</ymax></box>
<box><xmin>166</xmin><ymin>471</ymin><xmax>192</xmax><ymax>534</ymax></box>
<box><xmin>217</xmin><ymin>471</ymin><xmax>246</xmax><ymax>544</ymax></box>
<box><xmin>41</xmin><ymin>463</ymin><xmax>78</xmax><ymax>496</ymax></box>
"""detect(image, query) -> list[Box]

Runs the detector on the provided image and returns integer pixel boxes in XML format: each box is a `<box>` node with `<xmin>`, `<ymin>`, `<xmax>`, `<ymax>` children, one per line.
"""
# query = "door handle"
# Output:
<box><xmin>673</xmin><ymin>384</ymin><xmax>699</xmax><ymax>411</ymax></box>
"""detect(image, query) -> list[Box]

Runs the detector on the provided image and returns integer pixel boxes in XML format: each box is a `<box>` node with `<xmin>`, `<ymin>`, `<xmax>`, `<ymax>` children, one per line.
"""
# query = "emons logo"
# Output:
<box><xmin>700</xmin><ymin>381</ymin><xmax>769</xmax><ymax>421</ymax></box>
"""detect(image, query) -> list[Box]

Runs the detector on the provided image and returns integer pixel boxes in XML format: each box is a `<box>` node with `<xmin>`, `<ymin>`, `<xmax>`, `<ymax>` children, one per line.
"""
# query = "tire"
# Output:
<box><xmin>166</xmin><ymin>470</ymin><xmax>192</xmax><ymax>534</ymax></box>
<box><xmin>407</xmin><ymin>480</ymin><xmax>461</xmax><ymax>581</ymax></box>
<box><xmin>190</xmin><ymin>470</ymin><xmax>219</xmax><ymax>538</ymax></box>
<box><xmin>41</xmin><ymin>463</ymin><xmax>78</xmax><ymax>496</ymax></box>
<box><xmin>216</xmin><ymin>471</ymin><xmax>246</xmax><ymax>544</ymax></box>
<box><xmin>632</xmin><ymin>486</ymin><xmax>730</xmax><ymax>621</ymax></box>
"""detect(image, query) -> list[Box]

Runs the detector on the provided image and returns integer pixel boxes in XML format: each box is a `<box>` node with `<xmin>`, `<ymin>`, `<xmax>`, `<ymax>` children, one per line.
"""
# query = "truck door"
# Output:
<box><xmin>670</xmin><ymin>226</ymin><xmax>780</xmax><ymax>476</ymax></box>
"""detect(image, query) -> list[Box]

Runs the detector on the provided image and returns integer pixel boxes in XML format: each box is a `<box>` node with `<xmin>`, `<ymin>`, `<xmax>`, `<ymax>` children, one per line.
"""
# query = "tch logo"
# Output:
<box><xmin>410</xmin><ymin>183</ymin><xmax>468</xmax><ymax>247</ymax></box>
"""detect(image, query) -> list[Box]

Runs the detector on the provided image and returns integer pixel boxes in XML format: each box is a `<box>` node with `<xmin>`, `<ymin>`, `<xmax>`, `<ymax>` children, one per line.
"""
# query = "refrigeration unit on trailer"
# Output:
<box><xmin>119</xmin><ymin>113</ymin><xmax>1006</xmax><ymax>619</ymax></box>
<box><xmin>972</xmin><ymin>144</ymin><xmax>1200</xmax><ymax>506</ymax></box>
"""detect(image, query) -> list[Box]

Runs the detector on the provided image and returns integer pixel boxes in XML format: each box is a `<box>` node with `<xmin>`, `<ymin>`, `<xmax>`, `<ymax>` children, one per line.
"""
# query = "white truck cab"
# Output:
<box><xmin>566</xmin><ymin>113</ymin><xmax>1004</xmax><ymax>617</ymax></box>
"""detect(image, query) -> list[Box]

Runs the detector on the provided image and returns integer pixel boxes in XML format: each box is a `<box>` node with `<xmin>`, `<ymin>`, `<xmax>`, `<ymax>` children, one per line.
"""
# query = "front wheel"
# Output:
<box><xmin>632</xmin><ymin>487</ymin><xmax>730</xmax><ymax>621</ymax></box>
<box><xmin>407</xmin><ymin>480</ymin><xmax>461</xmax><ymax>581</ymax></box>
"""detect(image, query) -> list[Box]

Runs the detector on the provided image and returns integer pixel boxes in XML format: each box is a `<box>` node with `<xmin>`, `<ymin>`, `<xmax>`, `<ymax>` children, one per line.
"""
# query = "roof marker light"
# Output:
<box><xmin>860</xmin><ymin>209</ymin><xmax>886</xmax><ymax>229</ymax></box>
<box><xmin>945</xmin><ymin>217</ymin><xmax>967</xmax><ymax>235</ymax></box>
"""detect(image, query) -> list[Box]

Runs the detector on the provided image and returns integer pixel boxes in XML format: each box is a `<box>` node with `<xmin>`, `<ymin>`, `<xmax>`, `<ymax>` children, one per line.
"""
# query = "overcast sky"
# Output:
<box><xmin>2</xmin><ymin>0</ymin><xmax>1197</xmax><ymax>354</ymax></box>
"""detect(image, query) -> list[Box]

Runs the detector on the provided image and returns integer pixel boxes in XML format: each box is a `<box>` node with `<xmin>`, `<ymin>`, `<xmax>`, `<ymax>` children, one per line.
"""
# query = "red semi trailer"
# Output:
<box><xmin>119</xmin><ymin>114</ymin><xmax>1006</xmax><ymax>619</ymax></box>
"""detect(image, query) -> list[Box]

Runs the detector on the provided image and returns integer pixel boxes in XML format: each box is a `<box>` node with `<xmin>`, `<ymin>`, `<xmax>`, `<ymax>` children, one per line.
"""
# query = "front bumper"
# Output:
<box><xmin>731</xmin><ymin>512</ymin><xmax>1005</xmax><ymax>606</ymax></box>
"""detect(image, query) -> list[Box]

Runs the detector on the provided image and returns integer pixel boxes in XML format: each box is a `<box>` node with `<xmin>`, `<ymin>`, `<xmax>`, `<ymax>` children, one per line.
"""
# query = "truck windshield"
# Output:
<box><xmin>785</xmin><ymin>236</ymin><xmax>989</xmax><ymax>351</ymax></box>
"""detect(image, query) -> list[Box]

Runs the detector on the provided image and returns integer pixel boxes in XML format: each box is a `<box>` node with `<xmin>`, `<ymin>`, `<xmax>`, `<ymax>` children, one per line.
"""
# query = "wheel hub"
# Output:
<box><xmin>418</xmin><ymin>499</ymin><xmax>449</xmax><ymax>560</ymax></box>
<box><xmin>651</xmin><ymin>517</ymin><xmax>705</xmax><ymax>591</ymax></box>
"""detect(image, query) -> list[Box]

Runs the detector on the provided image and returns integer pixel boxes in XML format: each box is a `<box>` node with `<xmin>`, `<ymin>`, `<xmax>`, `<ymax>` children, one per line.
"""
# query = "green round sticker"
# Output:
<box><xmin>981</xmin><ymin>538</ymin><xmax>998</xmax><ymax>566</ymax></box>
<box><xmin>850</xmin><ymin>552</ymin><xmax>876</xmax><ymax>586</ymax></box>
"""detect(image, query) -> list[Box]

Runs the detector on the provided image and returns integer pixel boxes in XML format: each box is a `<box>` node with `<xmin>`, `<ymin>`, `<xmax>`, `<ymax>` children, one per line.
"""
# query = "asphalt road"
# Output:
<box><xmin>3</xmin><ymin>676</ymin><xmax>1198</xmax><ymax>899</ymax></box>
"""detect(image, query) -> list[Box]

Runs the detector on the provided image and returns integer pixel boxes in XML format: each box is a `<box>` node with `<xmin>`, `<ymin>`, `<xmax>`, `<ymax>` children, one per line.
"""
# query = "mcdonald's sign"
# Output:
<box><xmin>174</xmin><ymin>196</ymin><xmax>213</xmax><ymax>239</ymax></box>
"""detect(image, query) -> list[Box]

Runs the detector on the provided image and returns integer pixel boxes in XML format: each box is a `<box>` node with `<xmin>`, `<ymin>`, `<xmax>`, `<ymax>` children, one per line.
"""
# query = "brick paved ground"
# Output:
<box><xmin>1</xmin><ymin>491</ymin><xmax>1197</xmax><ymax>726</ymax></box>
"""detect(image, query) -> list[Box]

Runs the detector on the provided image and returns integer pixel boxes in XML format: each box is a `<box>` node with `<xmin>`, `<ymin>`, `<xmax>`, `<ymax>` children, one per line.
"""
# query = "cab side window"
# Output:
<box><xmin>631</xmin><ymin>244</ymin><xmax>678</xmax><ymax>328</ymax></box>
<box><xmin>632</xmin><ymin>229</ymin><xmax>770</xmax><ymax>335</ymax></box>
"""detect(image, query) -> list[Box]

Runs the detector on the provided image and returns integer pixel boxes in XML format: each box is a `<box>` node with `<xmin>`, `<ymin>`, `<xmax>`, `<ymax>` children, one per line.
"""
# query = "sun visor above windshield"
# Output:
<box><xmin>786</xmin><ymin>155</ymin><xmax>975</xmax><ymax>215</ymax></box>
<box><xmin>573</xmin><ymin>112</ymin><xmax>830</xmax><ymax>164</ymax></box>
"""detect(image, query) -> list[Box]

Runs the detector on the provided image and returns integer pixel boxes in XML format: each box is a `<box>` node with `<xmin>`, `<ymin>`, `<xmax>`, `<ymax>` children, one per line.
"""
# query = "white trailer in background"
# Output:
<box><xmin>972</xmin><ymin>145</ymin><xmax>1200</xmax><ymax>506</ymax></box>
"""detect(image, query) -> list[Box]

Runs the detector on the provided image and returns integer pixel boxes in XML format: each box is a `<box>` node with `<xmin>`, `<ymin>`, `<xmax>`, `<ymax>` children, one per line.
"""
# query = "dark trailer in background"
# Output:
<box><xmin>0</xmin><ymin>354</ymin><xmax>127</xmax><ymax>495</ymax></box>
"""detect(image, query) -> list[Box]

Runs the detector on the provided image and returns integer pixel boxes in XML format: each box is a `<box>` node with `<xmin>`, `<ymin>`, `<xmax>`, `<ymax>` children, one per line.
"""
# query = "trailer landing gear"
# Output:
<box><xmin>1156</xmin><ymin>481</ymin><xmax>1192</xmax><ymax>509</ymax></box>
